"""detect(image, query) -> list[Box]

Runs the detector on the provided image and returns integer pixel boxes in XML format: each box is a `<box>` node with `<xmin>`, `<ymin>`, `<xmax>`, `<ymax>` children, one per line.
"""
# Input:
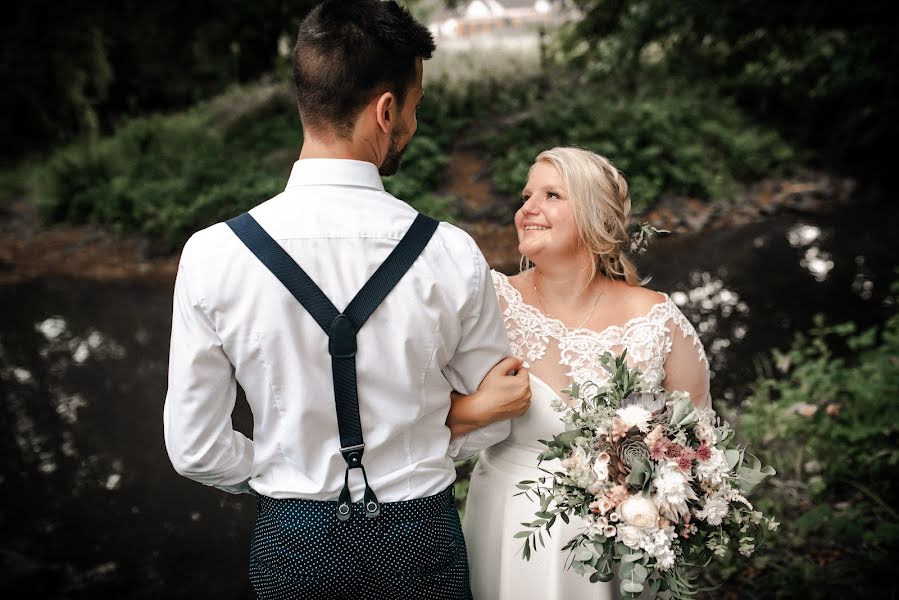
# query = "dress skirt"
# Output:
<box><xmin>462</xmin><ymin>443</ymin><xmax>613</xmax><ymax>600</ymax></box>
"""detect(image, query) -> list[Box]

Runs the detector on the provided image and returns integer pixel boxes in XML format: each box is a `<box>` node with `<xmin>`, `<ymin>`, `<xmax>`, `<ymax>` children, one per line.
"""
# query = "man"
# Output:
<box><xmin>163</xmin><ymin>1</ymin><xmax>529</xmax><ymax>598</ymax></box>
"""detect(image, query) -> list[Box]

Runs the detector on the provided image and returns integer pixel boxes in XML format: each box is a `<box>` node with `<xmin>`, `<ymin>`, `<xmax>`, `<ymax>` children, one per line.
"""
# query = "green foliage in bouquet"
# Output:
<box><xmin>711</xmin><ymin>279</ymin><xmax>899</xmax><ymax>598</ymax></box>
<box><xmin>516</xmin><ymin>352</ymin><xmax>776</xmax><ymax>599</ymax></box>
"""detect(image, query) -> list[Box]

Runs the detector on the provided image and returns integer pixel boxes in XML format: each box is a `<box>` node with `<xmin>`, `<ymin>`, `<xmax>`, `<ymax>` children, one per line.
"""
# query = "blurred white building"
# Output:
<box><xmin>428</xmin><ymin>0</ymin><xmax>573</xmax><ymax>40</ymax></box>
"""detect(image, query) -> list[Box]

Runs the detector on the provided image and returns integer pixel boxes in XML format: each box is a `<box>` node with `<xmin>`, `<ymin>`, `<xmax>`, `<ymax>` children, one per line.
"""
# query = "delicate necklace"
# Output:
<box><xmin>532</xmin><ymin>271</ymin><xmax>604</xmax><ymax>330</ymax></box>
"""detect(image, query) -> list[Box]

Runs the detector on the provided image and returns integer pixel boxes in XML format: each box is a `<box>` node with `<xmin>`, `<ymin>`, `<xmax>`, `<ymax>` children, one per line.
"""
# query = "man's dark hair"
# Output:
<box><xmin>293</xmin><ymin>0</ymin><xmax>436</xmax><ymax>139</ymax></box>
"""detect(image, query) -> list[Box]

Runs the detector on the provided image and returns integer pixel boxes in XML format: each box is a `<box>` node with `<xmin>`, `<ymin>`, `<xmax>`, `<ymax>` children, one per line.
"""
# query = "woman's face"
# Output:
<box><xmin>515</xmin><ymin>161</ymin><xmax>580</xmax><ymax>263</ymax></box>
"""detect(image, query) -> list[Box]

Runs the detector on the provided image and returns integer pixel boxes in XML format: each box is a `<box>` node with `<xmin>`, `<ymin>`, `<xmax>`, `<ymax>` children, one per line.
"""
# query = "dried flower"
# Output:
<box><xmin>616</xmin><ymin>405</ymin><xmax>652</xmax><ymax>433</ymax></box>
<box><xmin>665</xmin><ymin>444</ymin><xmax>683</xmax><ymax>459</ymax></box>
<box><xmin>695</xmin><ymin>444</ymin><xmax>712</xmax><ymax>462</ymax></box>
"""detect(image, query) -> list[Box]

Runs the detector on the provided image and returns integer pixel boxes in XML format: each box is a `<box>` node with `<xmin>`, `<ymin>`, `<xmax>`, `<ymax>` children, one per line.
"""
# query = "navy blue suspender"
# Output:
<box><xmin>226</xmin><ymin>212</ymin><xmax>439</xmax><ymax>520</ymax></box>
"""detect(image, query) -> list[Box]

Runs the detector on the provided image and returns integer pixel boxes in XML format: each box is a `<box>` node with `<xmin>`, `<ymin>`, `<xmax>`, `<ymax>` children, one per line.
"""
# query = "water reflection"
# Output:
<box><xmin>1</xmin><ymin>277</ymin><xmax>256</xmax><ymax>599</ymax></box>
<box><xmin>787</xmin><ymin>222</ymin><xmax>835</xmax><ymax>281</ymax></box>
<box><xmin>36</xmin><ymin>316</ymin><xmax>67</xmax><ymax>340</ymax></box>
<box><xmin>787</xmin><ymin>223</ymin><xmax>822</xmax><ymax>247</ymax></box>
<box><xmin>801</xmin><ymin>247</ymin><xmax>835</xmax><ymax>281</ymax></box>
<box><xmin>852</xmin><ymin>255</ymin><xmax>875</xmax><ymax>300</ymax></box>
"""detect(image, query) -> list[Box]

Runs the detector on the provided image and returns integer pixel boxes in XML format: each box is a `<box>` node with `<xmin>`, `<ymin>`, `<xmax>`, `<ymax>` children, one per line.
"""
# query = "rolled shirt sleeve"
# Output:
<box><xmin>163</xmin><ymin>237</ymin><xmax>254</xmax><ymax>494</ymax></box>
<box><xmin>442</xmin><ymin>239</ymin><xmax>512</xmax><ymax>459</ymax></box>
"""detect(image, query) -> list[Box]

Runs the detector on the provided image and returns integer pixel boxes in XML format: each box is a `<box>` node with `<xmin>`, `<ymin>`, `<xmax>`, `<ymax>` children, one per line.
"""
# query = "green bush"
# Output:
<box><xmin>480</xmin><ymin>81</ymin><xmax>796</xmax><ymax>211</ymax></box>
<box><xmin>35</xmin><ymin>88</ymin><xmax>458</xmax><ymax>250</ymax></box>
<box><xmin>705</xmin><ymin>280</ymin><xmax>899</xmax><ymax>598</ymax></box>
<box><xmin>30</xmin><ymin>65</ymin><xmax>803</xmax><ymax>248</ymax></box>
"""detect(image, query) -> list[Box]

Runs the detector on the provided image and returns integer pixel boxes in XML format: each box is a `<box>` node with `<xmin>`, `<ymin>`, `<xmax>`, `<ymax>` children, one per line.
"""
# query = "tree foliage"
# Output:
<box><xmin>565</xmin><ymin>0</ymin><xmax>898</xmax><ymax>176</ymax></box>
<box><xmin>2</xmin><ymin>0</ymin><xmax>317</xmax><ymax>160</ymax></box>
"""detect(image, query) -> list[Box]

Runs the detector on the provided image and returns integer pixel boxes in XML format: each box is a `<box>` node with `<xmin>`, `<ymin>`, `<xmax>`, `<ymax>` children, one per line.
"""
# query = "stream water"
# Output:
<box><xmin>1</xmin><ymin>195</ymin><xmax>896</xmax><ymax>598</ymax></box>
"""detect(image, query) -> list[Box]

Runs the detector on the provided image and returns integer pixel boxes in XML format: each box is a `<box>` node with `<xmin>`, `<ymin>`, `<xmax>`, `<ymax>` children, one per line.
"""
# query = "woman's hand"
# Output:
<box><xmin>446</xmin><ymin>356</ymin><xmax>531</xmax><ymax>438</ymax></box>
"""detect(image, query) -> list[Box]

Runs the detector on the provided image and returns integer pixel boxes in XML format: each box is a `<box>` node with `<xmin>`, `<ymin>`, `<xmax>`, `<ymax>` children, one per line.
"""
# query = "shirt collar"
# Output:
<box><xmin>285</xmin><ymin>159</ymin><xmax>385</xmax><ymax>192</ymax></box>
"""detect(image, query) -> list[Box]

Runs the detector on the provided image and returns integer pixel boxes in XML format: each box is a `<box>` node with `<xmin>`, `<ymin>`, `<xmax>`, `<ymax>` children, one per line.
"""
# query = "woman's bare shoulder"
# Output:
<box><xmin>604</xmin><ymin>281</ymin><xmax>667</xmax><ymax>316</ymax></box>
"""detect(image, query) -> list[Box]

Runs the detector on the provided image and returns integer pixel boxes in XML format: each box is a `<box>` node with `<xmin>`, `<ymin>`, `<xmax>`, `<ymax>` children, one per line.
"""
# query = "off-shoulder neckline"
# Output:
<box><xmin>492</xmin><ymin>270</ymin><xmax>673</xmax><ymax>337</ymax></box>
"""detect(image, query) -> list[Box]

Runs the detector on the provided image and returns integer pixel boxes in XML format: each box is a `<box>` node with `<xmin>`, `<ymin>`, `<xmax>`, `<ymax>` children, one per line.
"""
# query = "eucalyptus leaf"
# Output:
<box><xmin>631</xmin><ymin>564</ymin><xmax>649</xmax><ymax>581</ymax></box>
<box><xmin>574</xmin><ymin>546</ymin><xmax>593</xmax><ymax>562</ymax></box>
<box><xmin>724</xmin><ymin>448</ymin><xmax>743</xmax><ymax>471</ymax></box>
<box><xmin>669</xmin><ymin>398</ymin><xmax>693</xmax><ymax>426</ymax></box>
<box><xmin>737</xmin><ymin>458</ymin><xmax>776</xmax><ymax>494</ymax></box>
<box><xmin>621</xmin><ymin>581</ymin><xmax>644</xmax><ymax>594</ymax></box>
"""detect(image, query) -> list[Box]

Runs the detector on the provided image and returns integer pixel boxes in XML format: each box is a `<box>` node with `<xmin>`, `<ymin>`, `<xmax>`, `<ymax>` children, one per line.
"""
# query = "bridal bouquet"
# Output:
<box><xmin>516</xmin><ymin>352</ymin><xmax>777</xmax><ymax>599</ymax></box>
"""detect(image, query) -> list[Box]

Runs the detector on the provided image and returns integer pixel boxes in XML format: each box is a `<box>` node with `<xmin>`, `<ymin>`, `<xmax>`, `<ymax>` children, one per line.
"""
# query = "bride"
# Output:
<box><xmin>448</xmin><ymin>147</ymin><xmax>711</xmax><ymax>599</ymax></box>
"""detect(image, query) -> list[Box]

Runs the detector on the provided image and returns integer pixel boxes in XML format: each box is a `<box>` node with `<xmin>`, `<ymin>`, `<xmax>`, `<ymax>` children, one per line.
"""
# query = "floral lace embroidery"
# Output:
<box><xmin>492</xmin><ymin>271</ymin><xmax>708</xmax><ymax>388</ymax></box>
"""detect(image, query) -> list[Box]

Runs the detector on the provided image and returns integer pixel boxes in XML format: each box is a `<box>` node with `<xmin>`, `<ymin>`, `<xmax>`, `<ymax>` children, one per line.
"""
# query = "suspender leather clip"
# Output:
<box><xmin>328</xmin><ymin>314</ymin><xmax>357</xmax><ymax>358</ymax></box>
<box><xmin>340</xmin><ymin>443</ymin><xmax>365</xmax><ymax>468</ymax></box>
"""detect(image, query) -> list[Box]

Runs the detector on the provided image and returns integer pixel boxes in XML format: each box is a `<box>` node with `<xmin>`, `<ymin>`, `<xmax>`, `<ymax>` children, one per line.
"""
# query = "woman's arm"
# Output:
<box><xmin>661</xmin><ymin>320</ymin><xmax>711</xmax><ymax>409</ymax></box>
<box><xmin>446</xmin><ymin>356</ymin><xmax>531</xmax><ymax>439</ymax></box>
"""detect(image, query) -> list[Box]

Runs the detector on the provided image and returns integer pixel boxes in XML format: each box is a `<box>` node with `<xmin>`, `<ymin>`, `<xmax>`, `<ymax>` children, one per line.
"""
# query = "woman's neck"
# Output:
<box><xmin>531</xmin><ymin>257</ymin><xmax>604</xmax><ymax>309</ymax></box>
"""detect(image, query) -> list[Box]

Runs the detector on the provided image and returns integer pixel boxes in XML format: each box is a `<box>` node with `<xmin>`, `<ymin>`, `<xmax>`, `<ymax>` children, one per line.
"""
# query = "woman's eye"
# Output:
<box><xmin>547</xmin><ymin>191</ymin><xmax>559</xmax><ymax>199</ymax></box>
<box><xmin>520</xmin><ymin>194</ymin><xmax>531</xmax><ymax>203</ymax></box>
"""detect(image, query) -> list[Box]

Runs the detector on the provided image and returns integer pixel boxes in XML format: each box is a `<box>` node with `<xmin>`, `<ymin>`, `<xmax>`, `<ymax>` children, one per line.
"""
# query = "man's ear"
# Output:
<box><xmin>375</xmin><ymin>91</ymin><xmax>395</xmax><ymax>134</ymax></box>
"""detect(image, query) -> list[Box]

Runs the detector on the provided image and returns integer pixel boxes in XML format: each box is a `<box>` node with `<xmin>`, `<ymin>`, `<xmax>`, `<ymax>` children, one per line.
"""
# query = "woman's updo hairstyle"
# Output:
<box><xmin>529</xmin><ymin>147</ymin><xmax>642</xmax><ymax>286</ymax></box>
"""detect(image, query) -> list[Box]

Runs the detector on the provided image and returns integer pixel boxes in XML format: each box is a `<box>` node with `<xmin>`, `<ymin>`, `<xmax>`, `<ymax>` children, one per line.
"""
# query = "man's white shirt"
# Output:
<box><xmin>164</xmin><ymin>158</ymin><xmax>510</xmax><ymax>501</ymax></box>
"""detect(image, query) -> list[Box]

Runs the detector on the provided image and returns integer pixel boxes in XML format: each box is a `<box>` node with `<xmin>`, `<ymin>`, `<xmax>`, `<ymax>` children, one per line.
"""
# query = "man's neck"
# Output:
<box><xmin>299</xmin><ymin>131</ymin><xmax>379</xmax><ymax>166</ymax></box>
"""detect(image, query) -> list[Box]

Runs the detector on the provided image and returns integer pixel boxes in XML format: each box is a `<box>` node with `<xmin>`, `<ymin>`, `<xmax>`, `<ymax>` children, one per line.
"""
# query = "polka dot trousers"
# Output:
<box><xmin>249</xmin><ymin>486</ymin><xmax>472</xmax><ymax>599</ymax></box>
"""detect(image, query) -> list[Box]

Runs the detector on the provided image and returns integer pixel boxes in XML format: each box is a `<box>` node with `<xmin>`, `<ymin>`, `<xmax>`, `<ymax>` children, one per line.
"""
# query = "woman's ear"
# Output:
<box><xmin>375</xmin><ymin>91</ymin><xmax>395</xmax><ymax>134</ymax></box>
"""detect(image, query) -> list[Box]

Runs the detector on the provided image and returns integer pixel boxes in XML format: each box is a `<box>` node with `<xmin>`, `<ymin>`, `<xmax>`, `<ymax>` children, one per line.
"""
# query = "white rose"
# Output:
<box><xmin>616</xmin><ymin>524</ymin><xmax>645</xmax><ymax>549</ymax></box>
<box><xmin>618</xmin><ymin>495</ymin><xmax>659</xmax><ymax>529</ymax></box>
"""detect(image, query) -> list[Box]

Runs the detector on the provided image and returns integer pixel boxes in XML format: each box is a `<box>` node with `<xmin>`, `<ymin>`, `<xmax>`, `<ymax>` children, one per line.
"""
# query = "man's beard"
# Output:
<box><xmin>378</xmin><ymin>125</ymin><xmax>409</xmax><ymax>177</ymax></box>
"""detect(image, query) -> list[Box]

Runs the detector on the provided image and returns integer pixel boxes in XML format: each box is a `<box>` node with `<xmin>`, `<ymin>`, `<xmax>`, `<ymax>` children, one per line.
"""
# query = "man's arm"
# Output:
<box><xmin>163</xmin><ymin>238</ymin><xmax>253</xmax><ymax>494</ymax></box>
<box><xmin>442</xmin><ymin>247</ymin><xmax>515</xmax><ymax>459</ymax></box>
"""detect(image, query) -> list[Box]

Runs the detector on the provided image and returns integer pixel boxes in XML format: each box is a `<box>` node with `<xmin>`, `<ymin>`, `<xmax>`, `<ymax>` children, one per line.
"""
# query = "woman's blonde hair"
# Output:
<box><xmin>522</xmin><ymin>146</ymin><xmax>642</xmax><ymax>286</ymax></box>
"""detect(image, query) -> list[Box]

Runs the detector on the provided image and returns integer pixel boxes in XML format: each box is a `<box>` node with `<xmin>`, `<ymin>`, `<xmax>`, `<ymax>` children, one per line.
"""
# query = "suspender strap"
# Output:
<box><xmin>226</xmin><ymin>212</ymin><xmax>439</xmax><ymax>521</ymax></box>
<box><xmin>225</xmin><ymin>213</ymin><xmax>340</xmax><ymax>332</ymax></box>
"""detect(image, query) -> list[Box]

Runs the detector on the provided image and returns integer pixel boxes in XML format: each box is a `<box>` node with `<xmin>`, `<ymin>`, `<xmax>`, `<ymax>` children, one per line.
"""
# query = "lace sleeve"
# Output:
<box><xmin>661</xmin><ymin>300</ymin><xmax>711</xmax><ymax>409</ymax></box>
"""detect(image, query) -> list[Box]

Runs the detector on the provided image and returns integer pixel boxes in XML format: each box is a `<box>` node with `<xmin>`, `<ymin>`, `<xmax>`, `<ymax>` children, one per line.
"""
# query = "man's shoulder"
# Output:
<box><xmin>432</xmin><ymin>221</ymin><xmax>483</xmax><ymax>262</ymax></box>
<box><xmin>179</xmin><ymin>219</ymin><xmax>245</xmax><ymax>267</ymax></box>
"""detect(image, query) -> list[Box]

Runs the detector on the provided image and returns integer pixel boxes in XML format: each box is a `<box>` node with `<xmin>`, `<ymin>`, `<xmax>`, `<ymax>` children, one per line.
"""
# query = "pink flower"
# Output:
<box><xmin>608</xmin><ymin>485</ymin><xmax>629</xmax><ymax>505</ymax></box>
<box><xmin>644</xmin><ymin>424</ymin><xmax>665</xmax><ymax>447</ymax></box>
<box><xmin>665</xmin><ymin>444</ymin><xmax>683</xmax><ymax>459</ymax></box>
<box><xmin>696</xmin><ymin>444</ymin><xmax>712</xmax><ymax>462</ymax></box>
<box><xmin>680</xmin><ymin>448</ymin><xmax>696</xmax><ymax>461</ymax></box>
<box><xmin>649</xmin><ymin>440</ymin><xmax>667</xmax><ymax>461</ymax></box>
<box><xmin>677</xmin><ymin>455</ymin><xmax>693</xmax><ymax>471</ymax></box>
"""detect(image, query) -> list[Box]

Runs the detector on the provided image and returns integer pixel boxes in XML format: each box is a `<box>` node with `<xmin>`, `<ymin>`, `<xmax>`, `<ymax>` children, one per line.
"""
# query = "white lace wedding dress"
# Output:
<box><xmin>463</xmin><ymin>271</ymin><xmax>710</xmax><ymax>600</ymax></box>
